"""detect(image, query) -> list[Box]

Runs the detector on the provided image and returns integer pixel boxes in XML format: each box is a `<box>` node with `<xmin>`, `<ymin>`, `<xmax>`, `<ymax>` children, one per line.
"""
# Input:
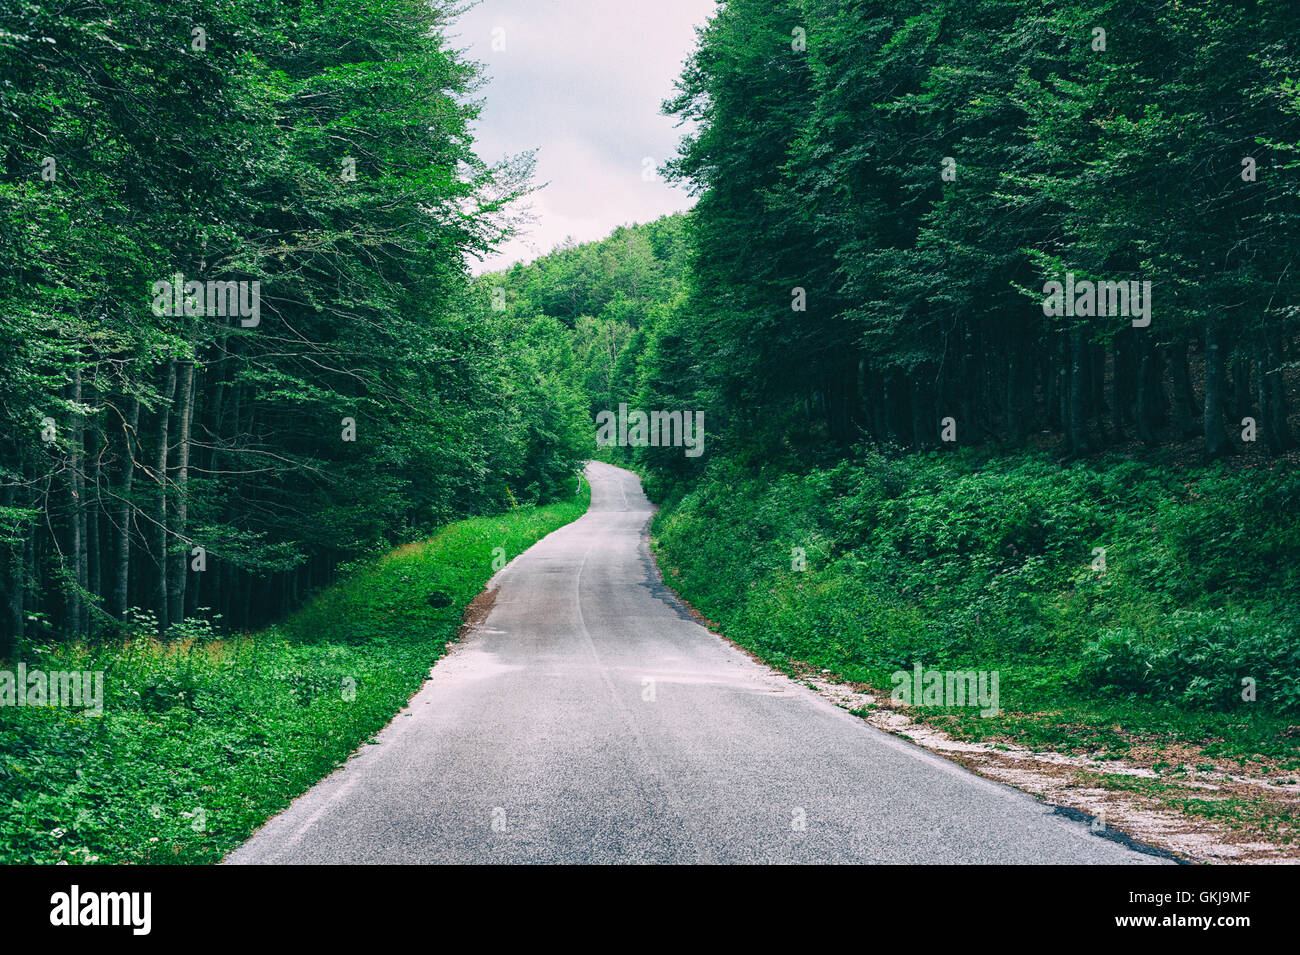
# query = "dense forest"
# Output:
<box><xmin>478</xmin><ymin>216</ymin><xmax>687</xmax><ymax>420</ymax></box>
<box><xmin>489</xmin><ymin>1</ymin><xmax>1300</xmax><ymax>503</ymax></box>
<box><xmin>564</xmin><ymin>1</ymin><xmax>1300</xmax><ymax>474</ymax></box>
<box><xmin>486</xmin><ymin>1</ymin><xmax>1300</xmax><ymax>732</ymax></box>
<box><xmin>0</xmin><ymin>0</ymin><xmax>588</xmax><ymax>657</ymax></box>
<box><xmin>3</xmin><ymin>0</ymin><xmax>1299</xmax><ymax>866</ymax></box>
<box><xmin>11</xmin><ymin>1</ymin><xmax>1296</xmax><ymax>659</ymax></box>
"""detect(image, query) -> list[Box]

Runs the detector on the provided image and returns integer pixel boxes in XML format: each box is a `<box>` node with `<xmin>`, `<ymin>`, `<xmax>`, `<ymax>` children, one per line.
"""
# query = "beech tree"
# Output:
<box><xmin>651</xmin><ymin>0</ymin><xmax>1299</xmax><ymax>464</ymax></box>
<box><xmin>0</xmin><ymin>0</ymin><xmax>584</xmax><ymax>655</ymax></box>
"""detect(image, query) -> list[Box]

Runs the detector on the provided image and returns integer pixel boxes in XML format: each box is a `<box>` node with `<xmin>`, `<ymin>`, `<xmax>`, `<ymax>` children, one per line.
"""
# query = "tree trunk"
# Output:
<box><xmin>86</xmin><ymin>411</ymin><xmax>101</xmax><ymax>633</ymax></box>
<box><xmin>1135</xmin><ymin>334</ymin><xmax>1163</xmax><ymax>445</ymax></box>
<box><xmin>187</xmin><ymin>553</ymin><xmax>203</xmax><ymax>619</ymax></box>
<box><xmin>1046</xmin><ymin>331</ymin><xmax>1064</xmax><ymax>431</ymax></box>
<box><xmin>911</xmin><ymin>370</ymin><xmax>938</xmax><ymax>449</ymax></box>
<box><xmin>886</xmin><ymin>371</ymin><xmax>909</xmax><ymax>444</ymax></box>
<box><xmin>1259</xmin><ymin>333</ymin><xmax>1295</xmax><ymax>453</ymax></box>
<box><xmin>1203</xmin><ymin>314</ymin><xmax>1231</xmax><ymax>458</ymax></box>
<box><xmin>1168</xmin><ymin>341</ymin><xmax>1200</xmax><ymax>438</ymax></box>
<box><xmin>1111</xmin><ymin>330</ymin><xmax>1134</xmax><ymax>439</ymax></box>
<box><xmin>1</xmin><ymin>484</ymin><xmax>21</xmax><ymax>660</ymax></box>
<box><xmin>114</xmin><ymin>398</ymin><xmax>140</xmax><ymax>620</ymax></box>
<box><xmin>1089</xmin><ymin>340</ymin><xmax>1108</xmax><ymax>442</ymax></box>
<box><xmin>168</xmin><ymin>360</ymin><xmax>196</xmax><ymax>627</ymax></box>
<box><xmin>1068</xmin><ymin>327</ymin><xmax>1089</xmax><ymax>455</ymax></box>
<box><xmin>68</xmin><ymin>366</ymin><xmax>89</xmax><ymax>638</ymax></box>
<box><xmin>1231</xmin><ymin>352</ymin><xmax>1252</xmax><ymax>423</ymax></box>
<box><xmin>1005</xmin><ymin>335</ymin><xmax>1027</xmax><ymax>442</ymax></box>
<box><xmin>153</xmin><ymin>359</ymin><xmax>177</xmax><ymax>633</ymax></box>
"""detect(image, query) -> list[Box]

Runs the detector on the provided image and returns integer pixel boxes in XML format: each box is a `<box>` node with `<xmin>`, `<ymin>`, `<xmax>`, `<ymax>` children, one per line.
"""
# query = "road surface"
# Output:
<box><xmin>227</xmin><ymin>461</ymin><xmax>1165</xmax><ymax>864</ymax></box>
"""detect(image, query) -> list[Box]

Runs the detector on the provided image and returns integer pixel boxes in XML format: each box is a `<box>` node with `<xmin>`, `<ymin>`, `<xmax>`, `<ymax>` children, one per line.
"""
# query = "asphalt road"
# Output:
<box><xmin>227</xmin><ymin>461</ymin><xmax>1165</xmax><ymax>864</ymax></box>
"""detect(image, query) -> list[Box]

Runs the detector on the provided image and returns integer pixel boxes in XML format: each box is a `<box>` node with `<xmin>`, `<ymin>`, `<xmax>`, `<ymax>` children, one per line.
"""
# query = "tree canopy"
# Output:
<box><xmin>0</xmin><ymin>0</ymin><xmax>587</xmax><ymax>653</ymax></box>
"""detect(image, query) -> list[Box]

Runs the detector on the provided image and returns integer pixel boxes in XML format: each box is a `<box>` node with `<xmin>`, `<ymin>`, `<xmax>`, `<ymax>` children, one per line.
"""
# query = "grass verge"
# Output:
<box><xmin>648</xmin><ymin>450</ymin><xmax>1300</xmax><ymax>851</ymax></box>
<box><xmin>0</xmin><ymin>479</ymin><xmax>589</xmax><ymax>865</ymax></box>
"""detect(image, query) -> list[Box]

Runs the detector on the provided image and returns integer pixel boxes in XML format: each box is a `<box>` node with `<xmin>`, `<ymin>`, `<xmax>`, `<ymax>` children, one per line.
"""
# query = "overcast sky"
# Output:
<box><xmin>450</xmin><ymin>0</ymin><xmax>715</xmax><ymax>273</ymax></box>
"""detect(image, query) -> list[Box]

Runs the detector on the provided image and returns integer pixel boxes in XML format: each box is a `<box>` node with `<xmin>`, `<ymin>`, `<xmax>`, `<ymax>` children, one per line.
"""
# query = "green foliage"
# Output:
<box><xmin>651</xmin><ymin>452</ymin><xmax>1300</xmax><ymax>757</ymax></box>
<box><xmin>1082</xmin><ymin>615</ymin><xmax>1300</xmax><ymax>713</ymax></box>
<box><xmin>490</xmin><ymin>217</ymin><xmax>688</xmax><ymax>330</ymax></box>
<box><xmin>651</xmin><ymin>0</ymin><xmax>1300</xmax><ymax>460</ymax></box>
<box><xmin>0</xmin><ymin>480</ymin><xmax>589</xmax><ymax>864</ymax></box>
<box><xmin>0</xmin><ymin>0</ymin><xmax>590</xmax><ymax>650</ymax></box>
<box><xmin>476</xmin><ymin>216</ymin><xmax>690</xmax><ymax>433</ymax></box>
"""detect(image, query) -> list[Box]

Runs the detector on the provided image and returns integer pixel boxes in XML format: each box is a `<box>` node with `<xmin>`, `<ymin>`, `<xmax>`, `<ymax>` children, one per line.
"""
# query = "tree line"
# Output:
<box><xmin>630</xmin><ymin>0</ymin><xmax>1300</xmax><ymax>469</ymax></box>
<box><xmin>0</xmin><ymin>0</ymin><xmax>587</xmax><ymax>657</ymax></box>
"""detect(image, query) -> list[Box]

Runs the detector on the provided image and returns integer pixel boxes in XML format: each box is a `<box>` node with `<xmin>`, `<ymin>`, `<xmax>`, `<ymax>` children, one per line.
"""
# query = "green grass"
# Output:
<box><xmin>649</xmin><ymin>449</ymin><xmax>1300</xmax><ymax>767</ymax></box>
<box><xmin>0</xmin><ymin>480</ymin><xmax>589</xmax><ymax>865</ymax></box>
<box><xmin>1069</xmin><ymin>769</ymin><xmax>1300</xmax><ymax>843</ymax></box>
<box><xmin>648</xmin><ymin>450</ymin><xmax>1300</xmax><ymax>850</ymax></box>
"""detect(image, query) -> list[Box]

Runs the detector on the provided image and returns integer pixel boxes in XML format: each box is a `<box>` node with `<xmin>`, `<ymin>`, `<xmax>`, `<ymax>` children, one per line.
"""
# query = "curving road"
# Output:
<box><xmin>227</xmin><ymin>461</ymin><xmax>1165</xmax><ymax>864</ymax></box>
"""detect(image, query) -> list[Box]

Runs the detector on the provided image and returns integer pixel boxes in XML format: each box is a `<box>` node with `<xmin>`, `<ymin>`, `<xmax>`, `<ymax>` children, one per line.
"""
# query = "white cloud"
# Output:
<box><xmin>451</xmin><ymin>0</ymin><xmax>714</xmax><ymax>273</ymax></box>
